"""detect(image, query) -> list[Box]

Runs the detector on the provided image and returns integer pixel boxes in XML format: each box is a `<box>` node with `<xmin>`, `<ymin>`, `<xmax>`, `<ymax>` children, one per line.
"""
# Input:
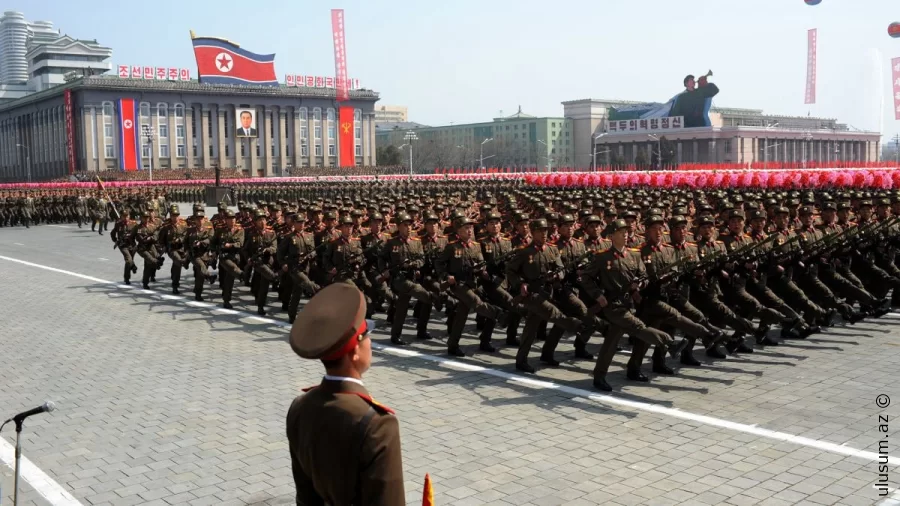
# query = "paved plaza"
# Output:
<box><xmin>0</xmin><ymin>212</ymin><xmax>898</xmax><ymax>506</ymax></box>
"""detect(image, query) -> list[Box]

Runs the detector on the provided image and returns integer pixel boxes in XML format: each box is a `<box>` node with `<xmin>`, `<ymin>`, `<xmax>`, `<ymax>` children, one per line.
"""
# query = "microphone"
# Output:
<box><xmin>5</xmin><ymin>401</ymin><xmax>56</xmax><ymax>425</ymax></box>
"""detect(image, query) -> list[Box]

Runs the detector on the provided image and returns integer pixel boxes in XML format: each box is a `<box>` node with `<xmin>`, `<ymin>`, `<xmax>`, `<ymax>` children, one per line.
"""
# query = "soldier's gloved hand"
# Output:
<box><xmin>631</xmin><ymin>292</ymin><xmax>642</xmax><ymax>304</ymax></box>
<box><xmin>480</xmin><ymin>270</ymin><xmax>490</xmax><ymax>280</ymax></box>
<box><xmin>596</xmin><ymin>295</ymin><xmax>608</xmax><ymax>308</ymax></box>
<box><xmin>520</xmin><ymin>284</ymin><xmax>528</xmax><ymax>297</ymax></box>
<box><xmin>282</xmin><ymin>264</ymin><xmax>289</xmax><ymax>273</ymax></box>
<box><xmin>447</xmin><ymin>275</ymin><xmax>456</xmax><ymax>286</ymax></box>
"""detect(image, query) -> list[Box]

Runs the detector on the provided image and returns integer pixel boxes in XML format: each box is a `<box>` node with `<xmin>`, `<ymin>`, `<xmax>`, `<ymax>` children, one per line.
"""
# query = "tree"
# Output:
<box><xmin>376</xmin><ymin>145</ymin><xmax>402</xmax><ymax>166</ymax></box>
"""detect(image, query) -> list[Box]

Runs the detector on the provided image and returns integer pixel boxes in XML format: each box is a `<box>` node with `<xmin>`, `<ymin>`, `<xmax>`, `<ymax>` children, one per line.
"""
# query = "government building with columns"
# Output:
<box><xmin>563</xmin><ymin>98</ymin><xmax>882</xmax><ymax>168</ymax></box>
<box><xmin>0</xmin><ymin>75</ymin><xmax>380</xmax><ymax>182</ymax></box>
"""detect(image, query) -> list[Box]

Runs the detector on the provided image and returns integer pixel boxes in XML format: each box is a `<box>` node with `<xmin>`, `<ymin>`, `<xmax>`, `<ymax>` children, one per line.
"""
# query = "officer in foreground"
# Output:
<box><xmin>286</xmin><ymin>283</ymin><xmax>405</xmax><ymax>505</ymax></box>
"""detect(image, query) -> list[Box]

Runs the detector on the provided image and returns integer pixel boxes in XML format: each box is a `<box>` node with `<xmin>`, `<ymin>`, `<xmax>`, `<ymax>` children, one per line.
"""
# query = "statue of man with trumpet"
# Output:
<box><xmin>669</xmin><ymin>70</ymin><xmax>719</xmax><ymax>128</ymax></box>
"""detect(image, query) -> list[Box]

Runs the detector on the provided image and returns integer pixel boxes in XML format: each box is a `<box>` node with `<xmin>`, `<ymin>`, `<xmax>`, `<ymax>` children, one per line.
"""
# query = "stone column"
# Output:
<box><xmin>216</xmin><ymin>105</ymin><xmax>228</xmax><ymax>170</ymax></box>
<box><xmin>308</xmin><ymin>112</ymin><xmax>316</xmax><ymax>167</ymax></box>
<box><xmin>708</xmin><ymin>139</ymin><xmax>717</xmax><ymax>163</ymax></box>
<box><xmin>279</xmin><ymin>109</ymin><xmax>288</xmax><ymax>174</ymax></box>
<box><xmin>200</xmin><ymin>107</ymin><xmax>211</xmax><ymax>168</ymax></box>
<box><xmin>168</xmin><ymin>107</ymin><xmax>178</xmax><ymax>169</ymax></box>
<box><xmin>96</xmin><ymin>106</ymin><xmax>107</xmax><ymax>170</ymax></box>
<box><xmin>82</xmin><ymin>107</ymin><xmax>93</xmax><ymax>171</ymax></box>
<box><xmin>292</xmin><ymin>109</ymin><xmax>302</xmax><ymax>168</ymax></box>
<box><xmin>184</xmin><ymin>105</ymin><xmax>194</xmax><ymax>169</ymax></box>
<box><xmin>147</xmin><ymin>106</ymin><xmax>159</xmax><ymax>173</ymax></box>
<box><xmin>262</xmin><ymin>107</ymin><xmax>273</xmax><ymax>176</ymax></box>
<box><xmin>368</xmin><ymin>114</ymin><xmax>376</xmax><ymax>166</ymax></box>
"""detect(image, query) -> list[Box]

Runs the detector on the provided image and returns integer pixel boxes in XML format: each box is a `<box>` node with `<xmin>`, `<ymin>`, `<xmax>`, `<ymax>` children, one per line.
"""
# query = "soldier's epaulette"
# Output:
<box><xmin>409</xmin><ymin>237</ymin><xmax>421</xmax><ymax>241</ymax></box>
<box><xmin>686</xmin><ymin>242</ymin><xmax>697</xmax><ymax>246</ymax></box>
<box><xmin>715</xmin><ymin>240</ymin><xmax>724</xmax><ymax>244</ymax></box>
<box><xmin>301</xmin><ymin>385</ymin><xmax>317</xmax><ymax>393</ymax></box>
<box><xmin>628</xmin><ymin>247</ymin><xmax>641</xmax><ymax>252</ymax></box>
<box><xmin>341</xmin><ymin>392</ymin><xmax>395</xmax><ymax>415</ymax></box>
<box><xmin>743</xmin><ymin>233</ymin><xmax>751</xmax><ymax>237</ymax></box>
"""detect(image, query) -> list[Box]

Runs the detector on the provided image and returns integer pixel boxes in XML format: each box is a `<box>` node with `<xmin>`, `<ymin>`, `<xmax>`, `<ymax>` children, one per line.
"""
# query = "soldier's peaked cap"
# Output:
<box><xmin>290</xmin><ymin>284</ymin><xmax>374</xmax><ymax>361</ymax></box>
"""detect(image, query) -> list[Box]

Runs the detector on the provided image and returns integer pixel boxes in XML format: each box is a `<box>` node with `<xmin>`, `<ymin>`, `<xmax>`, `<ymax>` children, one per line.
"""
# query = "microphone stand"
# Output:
<box><xmin>0</xmin><ymin>417</ymin><xmax>24</xmax><ymax>506</ymax></box>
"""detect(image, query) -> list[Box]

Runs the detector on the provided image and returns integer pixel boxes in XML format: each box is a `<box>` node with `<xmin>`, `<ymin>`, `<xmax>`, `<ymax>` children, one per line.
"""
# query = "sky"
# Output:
<box><xmin>24</xmin><ymin>0</ymin><xmax>900</xmax><ymax>140</ymax></box>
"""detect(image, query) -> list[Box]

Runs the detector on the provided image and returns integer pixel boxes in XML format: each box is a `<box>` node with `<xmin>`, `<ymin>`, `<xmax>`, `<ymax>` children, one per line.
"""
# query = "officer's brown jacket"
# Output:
<box><xmin>286</xmin><ymin>378</ymin><xmax>405</xmax><ymax>505</ymax></box>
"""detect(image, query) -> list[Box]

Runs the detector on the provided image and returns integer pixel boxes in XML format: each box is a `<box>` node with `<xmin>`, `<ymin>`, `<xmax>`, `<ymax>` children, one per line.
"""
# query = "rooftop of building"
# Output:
<box><xmin>0</xmin><ymin>75</ymin><xmax>380</xmax><ymax>113</ymax></box>
<box><xmin>561</xmin><ymin>97</ymin><xmax>838</xmax><ymax>122</ymax></box>
<box><xmin>375</xmin><ymin>121</ymin><xmax>430</xmax><ymax>131</ymax></box>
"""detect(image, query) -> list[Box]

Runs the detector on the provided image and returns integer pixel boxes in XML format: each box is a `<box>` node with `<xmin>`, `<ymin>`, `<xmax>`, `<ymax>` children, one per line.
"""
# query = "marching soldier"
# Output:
<box><xmin>381</xmin><ymin>213</ymin><xmax>434</xmax><ymax>346</ymax></box>
<box><xmin>186</xmin><ymin>206</ymin><xmax>216</xmax><ymax>301</ymax></box>
<box><xmin>159</xmin><ymin>205</ymin><xmax>190</xmax><ymax>295</ymax></box>
<box><xmin>110</xmin><ymin>210</ymin><xmax>140</xmax><ymax>285</ymax></box>
<box><xmin>278</xmin><ymin>213</ymin><xmax>321</xmax><ymax>323</ymax></box>
<box><xmin>215</xmin><ymin>210</ymin><xmax>245</xmax><ymax>309</ymax></box>
<box><xmin>246</xmin><ymin>210</ymin><xmax>279</xmax><ymax>315</ymax></box>
<box><xmin>135</xmin><ymin>211</ymin><xmax>160</xmax><ymax>289</ymax></box>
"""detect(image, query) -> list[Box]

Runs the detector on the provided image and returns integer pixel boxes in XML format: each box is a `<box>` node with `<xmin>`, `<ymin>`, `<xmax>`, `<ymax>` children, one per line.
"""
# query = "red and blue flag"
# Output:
<box><xmin>117</xmin><ymin>98</ymin><xmax>141</xmax><ymax>172</ymax></box>
<box><xmin>191</xmin><ymin>35</ymin><xmax>278</xmax><ymax>86</ymax></box>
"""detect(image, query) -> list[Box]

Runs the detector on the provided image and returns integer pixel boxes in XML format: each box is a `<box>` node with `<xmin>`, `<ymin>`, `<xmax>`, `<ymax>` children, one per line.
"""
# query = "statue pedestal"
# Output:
<box><xmin>205</xmin><ymin>186</ymin><xmax>231</xmax><ymax>207</ymax></box>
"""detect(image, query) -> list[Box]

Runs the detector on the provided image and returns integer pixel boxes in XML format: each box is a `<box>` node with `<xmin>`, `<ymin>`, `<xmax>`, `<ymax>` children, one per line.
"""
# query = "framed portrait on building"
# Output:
<box><xmin>235</xmin><ymin>108</ymin><xmax>258</xmax><ymax>138</ymax></box>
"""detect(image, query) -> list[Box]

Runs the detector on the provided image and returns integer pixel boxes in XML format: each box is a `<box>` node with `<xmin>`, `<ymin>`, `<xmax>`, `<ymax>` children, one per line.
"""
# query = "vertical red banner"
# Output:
<box><xmin>338</xmin><ymin>106</ymin><xmax>355</xmax><ymax>167</ymax></box>
<box><xmin>64</xmin><ymin>89</ymin><xmax>76</xmax><ymax>174</ymax></box>
<box><xmin>331</xmin><ymin>9</ymin><xmax>349</xmax><ymax>102</ymax></box>
<box><xmin>117</xmin><ymin>98</ymin><xmax>140</xmax><ymax>171</ymax></box>
<box><xmin>805</xmin><ymin>28</ymin><xmax>817</xmax><ymax>104</ymax></box>
<box><xmin>892</xmin><ymin>57</ymin><xmax>900</xmax><ymax>120</ymax></box>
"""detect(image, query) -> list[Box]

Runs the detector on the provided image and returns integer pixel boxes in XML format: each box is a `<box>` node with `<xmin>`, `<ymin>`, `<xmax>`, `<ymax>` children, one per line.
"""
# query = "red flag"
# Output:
<box><xmin>191</xmin><ymin>34</ymin><xmax>278</xmax><ymax>86</ymax></box>
<box><xmin>422</xmin><ymin>474</ymin><xmax>434</xmax><ymax>506</ymax></box>
<box><xmin>117</xmin><ymin>98</ymin><xmax>140</xmax><ymax>171</ymax></box>
<box><xmin>338</xmin><ymin>106</ymin><xmax>355</xmax><ymax>167</ymax></box>
<box><xmin>331</xmin><ymin>9</ymin><xmax>350</xmax><ymax>101</ymax></box>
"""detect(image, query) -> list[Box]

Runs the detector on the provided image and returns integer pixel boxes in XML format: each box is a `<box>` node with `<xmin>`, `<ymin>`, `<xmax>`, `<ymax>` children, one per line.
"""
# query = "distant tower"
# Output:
<box><xmin>0</xmin><ymin>11</ymin><xmax>30</xmax><ymax>84</ymax></box>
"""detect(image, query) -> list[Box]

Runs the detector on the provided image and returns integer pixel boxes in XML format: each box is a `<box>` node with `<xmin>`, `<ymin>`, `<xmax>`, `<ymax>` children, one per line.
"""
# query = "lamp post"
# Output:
<box><xmin>479</xmin><ymin>137</ymin><xmax>493</xmax><ymax>169</ymax></box>
<box><xmin>592</xmin><ymin>132</ymin><xmax>607</xmax><ymax>171</ymax></box>
<box><xmin>802</xmin><ymin>131</ymin><xmax>813</xmax><ymax>169</ymax></box>
<box><xmin>141</xmin><ymin>124</ymin><xmax>154</xmax><ymax>182</ymax></box>
<box><xmin>765</xmin><ymin>142</ymin><xmax>782</xmax><ymax>164</ymax></box>
<box><xmin>648</xmin><ymin>134</ymin><xmax>662</xmax><ymax>170</ymax></box>
<box><xmin>15</xmin><ymin>143</ymin><xmax>30</xmax><ymax>183</ymax></box>
<box><xmin>403</xmin><ymin>131</ymin><xmax>418</xmax><ymax>176</ymax></box>
<box><xmin>537</xmin><ymin>140</ymin><xmax>551</xmax><ymax>172</ymax></box>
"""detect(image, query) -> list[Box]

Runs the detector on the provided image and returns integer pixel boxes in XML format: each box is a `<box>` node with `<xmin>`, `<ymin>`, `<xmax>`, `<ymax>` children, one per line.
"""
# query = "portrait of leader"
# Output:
<box><xmin>236</xmin><ymin>109</ymin><xmax>258</xmax><ymax>138</ymax></box>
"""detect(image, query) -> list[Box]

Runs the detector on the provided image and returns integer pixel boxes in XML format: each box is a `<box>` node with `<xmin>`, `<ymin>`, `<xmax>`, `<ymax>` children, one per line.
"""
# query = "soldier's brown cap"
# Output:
<box><xmin>224</xmin><ymin>209</ymin><xmax>236</xmax><ymax>218</ymax></box>
<box><xmin>514</xmin><ymin>213</ymin><xmax>529</xmax><ymax>224</ymax></box>
<box><xmin>292</xmin><ymin>213</ymin><xmax>306</xmax><ymax>222</ymax></box>
<box><xmin>423</xmin><ymin>212</ymin><xmax>440</xmax><ymax>222</ymax></box>
<box><xmin>749</xmin><ymin>210</ymin><xmax>767</xmax><ymax>220</ymax></box>
<box><xmin>859</xmin><ymin>200</ymin><xmax>874</xmax><ymax>208</ymax></box>
<box><xmin>821</xmin><ymin>202</ymin><xmax>837</xmax><ymax>211</ymax></box>
<box><xmin>774</xmin><ymin>206</ymin><xmax>790</xmax><ymax>215</ymax></box>
<box><xmin>696</xmin><ymin>216</ymin><xmax>715</xmax><ymax>226</ymax></box>
<box><xmin>838</xmin><ymin>202</ymin><xmax>852</xmax><ymax>211</ymax></box>
<box><xmin>584</xmin><ymin>215</ymin><xmax>603</xmax><ymax>225</ymax></box>
<box><xmin>729</xmin><ymin>210</ymin><xmax>746</xmax><ymax>220</ymax></box>
<box><xmin>323</xmin><ymin>211</ymin><xmax>337</xmax><ymax>220</ymax></box>
<box><xmin>307</xmin><ymin>205</ymin><xmax>322</xmax><ymax>213</ymax></box>
<box><xmin>338</xmin><ymin>215</ymin><xmax>353</xmax><ymax>225</ymax></box>
<box><xmin>290</xmin><ymin>283</ymin><xmax>374</xmax><ymax>361</ymax></box>
<box><xmin>169</xmin><ymin>205</ymin><xmax>180</xmax><ymax>215</ymax></box>
<box><xmin>609</xmin><ymin>219</ymin><xmax>629</xmax><ymax>231</ymax></box>
<box><xmin>141</xmin><ymin>211</ymin><xmax>151</xmax><ymax>218</ymax></box>
<box><xmin>877</xmin><ymin>198</ymin><xmax>891</xmax><ymax>206</ymax></box>
<box><xmin>559</xmin><ymin>213</ymin><xmax>576</xmax><ymax>224</ymax></box>
<box><xmin>530</xmin><ymin>218</ymin><xmax>549</xmax><ymax>230</ymax></box>
<box><xmin>254</xmin><ymin>209</ymin><xmax>267</xmax><ymax>219</ymax></box>
<box><xmin>798</xmin><ymin>206</ymin><xmax>815</xmax><ymax>216</ymax></box>
<box><xmin>668</xmin><ymin>216</ymin><xmax>688</xmax><ymax>227</ymax></box>
<box><xmin>370</xmin><ymin>212</ymin><xmax>384</xmax><ymax>221</ymax></box>
<box><xmin>485</xmin><ymin>211</ymin><xmax>502</xmax><ymax>222</ymax></box>
<box><xmin>456</xmin><ymin>217</ymin><xmax>475</xmax><ymax>227</ymax></box>
<box><xmin>644</xmin><ymin>214</ymin><xmax>665</xmax><ymax>226</ymax></box>
<box><xmin>351</xmin><ymin>209</ymin><xmax>364</xmax><ymax>217</ymax></box>
<box><xmin>195</xmin><ymin>208</ymin><xmax>205</xmax><ymax>216</ymax></box>
<box><xmin>396</xmin><ymin>213</ymin><xmax>413</xmax><ymax>224</ymax></box>
<box><xmin>545</xmin><ymin>212</ymin><xmax>560</xmax><ymax>222</ymax></box>
<box><xmin>193</xmin><ymin>203</ymin><xmax>205</xmax><ymax>211</ymax></box>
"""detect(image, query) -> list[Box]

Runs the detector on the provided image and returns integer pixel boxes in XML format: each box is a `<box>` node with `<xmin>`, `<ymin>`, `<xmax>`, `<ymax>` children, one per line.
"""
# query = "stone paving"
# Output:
<box><xmin>0</xmin><ymin>216</ymin><xmax>898</xmax><ymax>506</ymax></box>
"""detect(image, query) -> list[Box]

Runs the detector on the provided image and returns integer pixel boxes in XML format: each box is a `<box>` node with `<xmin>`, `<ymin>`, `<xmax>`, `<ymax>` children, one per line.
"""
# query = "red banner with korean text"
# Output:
<box><xmin>332</xmin><ymin>9</ymin><xmax>349</xmax><ymax>102</ymax></box>
<box><xmin>892</xmin><ymin>57</ymin><xmax>900</xmax><ymax>120</ymax></box>
<box><xmin>805</xmin><ymin>28</ymin><xmax>817</xmax><ymax>105</ymax></box>
<box><xmin>339</xmin><ymin>106</ymin><xmax>355</xmax><ymax>166</ymax></box>
<box><xmin>64</xmin><ymin>89</ymin><xmax>76</xmax><ymax>174</ymax></box>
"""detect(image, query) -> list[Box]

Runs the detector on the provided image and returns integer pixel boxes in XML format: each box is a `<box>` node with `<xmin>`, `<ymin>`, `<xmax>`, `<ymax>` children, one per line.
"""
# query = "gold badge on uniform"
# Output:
<box><xmin>392</xmin><ymin>245</ymin><xmax>399</xmax><ymax>253</ymax></box>
<box><xmin>454</xmin><ymin>249</ymin><xmax>461</xmax><ymax>258</ymax></box>
<box><xmin>607</xmin><ymin>260</ymin><xmax>612</xmax><ymax>270</ymax></box>
<box><xmin>528</xmin><ymin>255</ymin><xmax>534</xmax><ymax>264</ymax></box>
<box><xmin>485</xmin><ymin>245</ymin><xmax>493</xmax><ymax>254</ymax></box>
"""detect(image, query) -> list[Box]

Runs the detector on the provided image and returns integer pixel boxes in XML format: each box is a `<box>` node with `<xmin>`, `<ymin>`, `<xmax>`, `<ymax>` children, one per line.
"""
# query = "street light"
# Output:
<box><xmin>592</xmin><ymin>133</ymin><xmax>607</xmax><ymax>171</ymax></box>
<box><xmin>802</xmin><ymin>131</ymin><xmax>813</xmax><ymax>168</ymax></box>
<box><xmin>648</xmin><ymin>134</ymin><xmax>663</xmax><ymax>169</ymax></box>
<box><xmin>537</xmin><ymin>140</ymin><xmax>553</xmax><ymax>172</ymax></box>
<box><xmin>141</xmin><ymin>125</ymin><xmax>154</xmax><ymax>182</ymax></box>
<box><xmin>15</xmin><ymin>143</ymin><xmax>30</xmax><ymax>183</ymax></box>
<box><xmin>765</xmin><ymin>142</ymin><xmax>782</xmax><ymax>163</ymax></box>
<box><xmin>480</xmin><ymin>138</ymin><xmax>493</xmax><ymax>169</ymax></box>
<box><xmin>403</xmin><ymin>131</ymin><xmax>418</xmax><ymax>176</ymax></box>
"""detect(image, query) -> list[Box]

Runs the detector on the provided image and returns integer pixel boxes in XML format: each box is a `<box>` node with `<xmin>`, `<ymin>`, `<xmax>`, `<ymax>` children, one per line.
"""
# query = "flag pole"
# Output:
<box><xmin>96</xmin><ymin>176</ymin><xmax>120</xmax><ymax>220</ymax></box>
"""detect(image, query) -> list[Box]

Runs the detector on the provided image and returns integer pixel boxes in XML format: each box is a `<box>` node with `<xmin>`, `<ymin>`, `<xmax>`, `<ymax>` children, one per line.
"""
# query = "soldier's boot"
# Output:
<box><xmin>725</xmin><ymin>333</ymin><xmax>753</xmax><ymax>354</ymax></box>
<box><xmin>123</xmin><ymin>264</ymin><xmax>131</xmax><ymax>285</ymax></box>
<box><xmin>91</xmin><ymin>221</ymin><xmax>96</xmax><ymax>232</ymax></box>
<box><xmin>475</xmin><ymin>314</ymin><xmax>486</xmax><ymax>331</ymax></box>
<box><xmin>680</xmin><ymin>342</ymin><xmax>702</xmax><ymax>366</ymax></box>
<box><xmin>651</xmin><ymin>345</ymin><xmax>675</xmax><ymax>375</ymax></box>
<box><xmin>478</xmin><ymin>320</ymin><xmax>497</xmax><ymax>353</ymax></box>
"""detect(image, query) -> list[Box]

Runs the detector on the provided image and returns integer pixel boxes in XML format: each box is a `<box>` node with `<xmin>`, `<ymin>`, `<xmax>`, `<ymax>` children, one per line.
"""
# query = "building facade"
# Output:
<box><xmin>376</xmin><ymin>107</ymin><xmax>572</xmax><ymax>169</ymax></box>
<box><xmin>27</xmin><ymin>35</ymin><xmax>112</xmax><ymax>92</ymax></box>
<box><xmin>374</xmin><ymin>105</ymin><xmax>407</xmax><ymax>123</ymax></box>
<box><xmin>563</xmin><ymin>98</ymin><xmax>881</xmax><ymax>168</ymax></box>
<box><xmin>0</xmin><ymin>76</ymin><xmax>380</xmax><ymax>182</ymax></box>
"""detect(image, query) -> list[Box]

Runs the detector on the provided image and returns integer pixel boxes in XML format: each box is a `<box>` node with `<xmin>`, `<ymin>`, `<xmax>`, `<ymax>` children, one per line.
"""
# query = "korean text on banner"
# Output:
<box><xmin>64</xmin><ymin>89</ymin><xmax>76</xmax><ymax>174</ymax></box>
<box><xmin>805</xmin><ymin>28</ymin><xmax>817</xmax><ymax>105</ymax></box>
<box><xmin>892</xmin><ymin>57</ymin><xmax>900</xmax><ymax>120</ymax></box>
<box><xmin>339</xmin><ymin>106</ymin><xmax>355</xmax><ymax>166</ymax></box>
<box><xmin>332</xmin><ymin>9</ymin><xmax>349</xmax><ymax>101</ymax></box>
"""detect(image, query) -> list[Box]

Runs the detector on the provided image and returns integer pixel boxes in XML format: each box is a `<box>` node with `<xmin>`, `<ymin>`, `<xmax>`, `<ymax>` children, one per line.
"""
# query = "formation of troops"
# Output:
<box><xmin>4</xmin><ymin>180</ymin><xmax>900</xmax><ymax>391</ymax></box>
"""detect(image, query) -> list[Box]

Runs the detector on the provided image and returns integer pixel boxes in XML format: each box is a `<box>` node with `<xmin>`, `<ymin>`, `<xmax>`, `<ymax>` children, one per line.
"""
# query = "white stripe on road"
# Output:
<box><xmin>47</xmin><ymin>225</ymin><xmax>73</xmax><ymax>229</ymax></box>
<box><xmin>96</xmin><ymin>257</ymin><xmax>108</xmax><ymax>261</ymax></box>
<box><xmin>12</xmin><ymin>242</ymin><xmax>23</xmax><ymax>246</ymax></box>
<box><xmin>0</xmin><ymin>438</ymin><xmax>84</xmax><ymax>505</ymax></box>
<box><xmin>0</xmin><ymin>252</ymin><xmax>899</xmax><ymax>477</ymax></box>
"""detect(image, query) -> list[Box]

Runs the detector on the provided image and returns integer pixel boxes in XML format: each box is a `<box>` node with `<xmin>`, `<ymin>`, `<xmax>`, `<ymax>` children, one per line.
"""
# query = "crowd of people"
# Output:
<box><xmin>2</xmin><ymin>178</ymin><xmax>899</xmax><ymax>392</ymax></box>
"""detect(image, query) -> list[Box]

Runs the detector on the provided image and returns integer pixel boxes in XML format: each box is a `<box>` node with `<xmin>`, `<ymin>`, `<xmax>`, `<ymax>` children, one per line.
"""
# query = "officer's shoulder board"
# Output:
<box><xmin>346</xmin><ymin>392</ymin><xmax>395</xmax><ymax>415</ymax></box>
<box><xmin>409</xmin><ymin>237</ymin><xmax>421</xmax><ymax>241</ymax></box>
<box><xmin>686</xmin><ymin>241</ymin><xmax>697</xmax><ymax>246</ymax></box>
<box><xmin>715</xmin><ymin>240</ymin><xmax>724</xmax><ymax>244</ymax></box>
<box><xmin>628</xmin><ymin>247</ymin><xmax>641</xmax><ymax>252</ymax></box>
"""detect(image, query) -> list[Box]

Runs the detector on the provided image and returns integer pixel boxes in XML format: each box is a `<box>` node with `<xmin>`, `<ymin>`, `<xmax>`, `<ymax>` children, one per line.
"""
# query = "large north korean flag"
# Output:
<box><xmin>191</xmin><ymin>36</ymin><xmax>278</xmax><ymax>86</ymax></box>
<box><xmin>117</xmin><ymin>98</ymin><xmax>141</xmax><ymax>171</ymax></box>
